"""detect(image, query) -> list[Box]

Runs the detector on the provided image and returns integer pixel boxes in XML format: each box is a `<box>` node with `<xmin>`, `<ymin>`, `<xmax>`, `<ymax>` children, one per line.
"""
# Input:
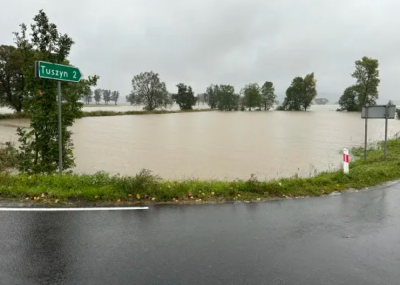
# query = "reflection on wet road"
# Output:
<box><xmin>1</xmin><ymin>183</ymin><xmax>399</xmax><ymax>284</ymax></box>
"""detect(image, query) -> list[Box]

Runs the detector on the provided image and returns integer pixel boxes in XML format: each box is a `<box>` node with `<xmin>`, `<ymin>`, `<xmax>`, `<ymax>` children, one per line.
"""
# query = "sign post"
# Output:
<box><xmin>364</xmin><ymin>107</ymin><xmax>368</xmax><ymax>161</ymax></box>
<box><xmin>35</xmin><ymin>61</ymin><xmax>82</xmax><ymax>174</ymax></box>
<box><xmin>361</xmin><ymin>104</ymin><xmax>396</xmax><ymax>160</ymax></box>
<box><xmin>385</xmin><ymin>105</ymin><xmax>389</xmax><ymax>158</ymax></box>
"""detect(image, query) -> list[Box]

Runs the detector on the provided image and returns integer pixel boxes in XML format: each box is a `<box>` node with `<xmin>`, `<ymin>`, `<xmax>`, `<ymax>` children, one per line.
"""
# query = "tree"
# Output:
<box><xmin>204</xmin><ymin>84</ymin><xmax>219</xmax><ymax>109</ymax></box>
<box><xmin>129</xmin><ymin>71</ymin><xmax>171</xmax><ymax>110</ymax></box>
<box><xmin>282</xmin><ymin>77</ymin><xmax>304</xmax><ymax>111</ymax></box>
<box><xmin>241</xmin><ymin>83</ymin><xmax>261</xmax><ymax>111</ymax></box>
<box><xmin>111</xmin><ymin>90</ymin><xmax>119</xmax><ymax>105</ymax></box>
<box><xmin>81</xmin><ymin>89</ymin><xmax>93</xmax><ymax>104</ymax></box>
<box><xmin>94</xmin><ymin>88</ymin><xmax>102</xmax><ymax>104</ymax></box>
<box><xmin>260</xmin><ymin>81</ymin><xmax>276</xmax><ymax>110</ymax></box>
<box><xmin>314</xmin><ymin>98</ymin><xmax>329</xmax><ymax>105</ymax></box>
<box><xmin>14</xmin><ymin>10</ymin><xmax>98</xmax><ymax>173</ymax></box>
<box><xmin>302</xmin><ymin>73</ymin><xmax>317</xmax><ymax>111</ymax></box>
<box><xmin>126</xmin><ymin>93</ymin><xmax>134</xmax><ymax>105</ymax></box>
<box><xmin>196</xmin><ymin>93</ymin><xmax>206</xmax><ymax>105</ymax></box>
<box><xmin>0</xmin><ymin>45</ymin><xmax>27</xmax><ymax>112</ymax></box>
<box><xmin>217</xmin><ymin>85</ymin><xmax>239</xmax><ymax>111</ymax></box>
<box><xmin>281</xmin><ymin>73</ymin><xmax>317</xmax><ymax>111</ymax></box>
<box><xmin>102</xmin><ymin>89</ymin><xmax>111</xmax><ymax>105</ymax></box>
<box><xmin>352</xmin><ymin>57</ymin><xmax>380</xmax><ymax>107</ymax></box>
<box><xmin>172</xmin><ymin>83</ymin><xmax>197</xmax><ymax>110</ymax></box>
<box><xmin>339</xmin><ymin>86</ymin><xmax>359</xmax><ymax>111</ymax></box>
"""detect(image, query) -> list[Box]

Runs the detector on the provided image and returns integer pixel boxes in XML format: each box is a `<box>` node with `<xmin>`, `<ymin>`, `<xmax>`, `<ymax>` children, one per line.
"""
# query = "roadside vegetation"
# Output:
<box><xmin>1</xmin><ymin>138</ymin><xmax>400</xmax><ymax>204</ymax></box>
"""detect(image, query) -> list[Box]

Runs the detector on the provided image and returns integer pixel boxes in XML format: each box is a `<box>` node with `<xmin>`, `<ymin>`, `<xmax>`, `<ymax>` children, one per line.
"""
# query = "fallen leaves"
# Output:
<box><xmin>136</xmin><ymin>194</ymin><xmax>140</xmax><ymax>199</ymax></box>
<box><xmin>128</xmin><ymin>194</ymin><xmax>133</xmax><ymax>197</ymax></box>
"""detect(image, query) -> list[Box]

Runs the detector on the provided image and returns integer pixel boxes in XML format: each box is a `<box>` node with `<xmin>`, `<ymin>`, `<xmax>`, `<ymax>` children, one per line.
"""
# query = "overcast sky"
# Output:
<box><xmin>1</xmin><ymin>0</ymin><xmax>400</xmax><ymax>103</ymax></box>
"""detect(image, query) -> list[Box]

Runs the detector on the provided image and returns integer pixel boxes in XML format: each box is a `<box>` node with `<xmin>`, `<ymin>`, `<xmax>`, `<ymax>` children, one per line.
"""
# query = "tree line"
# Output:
<box><xmin>82</xmin><ymin>89</ymin><xmax>120</xmax><ymax>105</ymax></box>
<box><xmin>126</xmin><ymin>71</ymin><xmax>320</xmax><ymax>112</ymax></box>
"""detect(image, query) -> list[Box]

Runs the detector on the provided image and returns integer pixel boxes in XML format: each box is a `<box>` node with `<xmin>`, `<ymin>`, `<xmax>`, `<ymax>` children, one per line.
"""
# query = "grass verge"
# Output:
<box><xmin>1</xmin><ymin>138</ymin><xmax>400</xmax><ymax>205</ymax></box>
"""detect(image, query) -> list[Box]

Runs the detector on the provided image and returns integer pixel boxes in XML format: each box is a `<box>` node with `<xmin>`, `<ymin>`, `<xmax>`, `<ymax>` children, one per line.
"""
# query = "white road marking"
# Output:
<box><xmin>0</xmin><ymin>207</ymin><xmax>149</xmax><ymax>212</ymax></box>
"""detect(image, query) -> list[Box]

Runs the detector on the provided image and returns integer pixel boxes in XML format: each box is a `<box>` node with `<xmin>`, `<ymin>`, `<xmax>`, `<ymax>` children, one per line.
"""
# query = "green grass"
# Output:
<box><xmin>1</xmin><ymin>138</ymin><xmax>400</xmax><ymax>204</ymax></box>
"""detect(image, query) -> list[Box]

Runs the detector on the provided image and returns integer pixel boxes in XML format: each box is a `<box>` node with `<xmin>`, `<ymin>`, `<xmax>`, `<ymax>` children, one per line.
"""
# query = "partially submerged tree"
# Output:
<box><xmin>204</xmin><ymin>84</ymin><xmax>219</xmax><ymax>109</ymax></box>
<box><xmin>282</xmin><ymin>77</ymin><xmax>304</xmax><ymax>111</ymax></box>
<box><xmin>15</xmin><ymin>10</ymin><xmax>98</xmax><ymax>173</ymax></box>
<box><xmin>126</xmin><ymin>93</ymin><xmax>134</xmax><ymax>105</ymax></box>
<box><xmin>102</xmin><ymin>89</ymin><xmax>111</xmax><ymax>105</ymax></box>
<box><xmin>260</xmin><ymin>81</ymin><xmax>276</xmax><ymax>110</ymax></box>
<box><xmin>338</xmin><ymin>57</ymin><xmax>380</xmax><ymax>111</ymax></box>
<box><xmin>172</xmin><ymin>83</ymin><xmax>197</xmax><ymax>110</ymax></box>
<box><xmin>111</xmin><ymin>90</ymin><xmax>119</xmax><ymax>105</ymax></box>
<box><xmin>81</xmin><ymin>89</ymin><xmax>93</xmax><ymax>104</ymax></box>
<box><xmin>242</xmin><ymin>83</ymin><xmax>261</xmax><ymax>111</ymax></box>
<box><xmin>217</xmin><ymin>85</ymin><xmax>239</xmax><ymax>111</ymax></box>
<box><xmin>339</xmin><ymin>86</ymin><xmax>359</xmax><ymax>111</ymax></box>
<box><xmin>94</xmin><ymin>88</ymin><xmax>102</xmax><ymax>104</ymax></box>
<box><xmin>129</xmin><ymin>71</ymin><xmax>171</xmax><ymax>110</ymax></box>
<box><xmin>302</xmin><ymin>73</ymin><xmax>317</xmax><ymax>111</ymax></box>
<box><xmin>281</xmin><ymin>73</ymin><xmax>317</xmax><ymax>111</ymax></box>
<box><xmin>352</xmin><ymin>56</ymin><xmax>380</xmax><ymax>107</ymax></box>
<box><xmin>314</xmin><ymin>98</ymin><xmax>329</xmax><ymax>105</ymax></box>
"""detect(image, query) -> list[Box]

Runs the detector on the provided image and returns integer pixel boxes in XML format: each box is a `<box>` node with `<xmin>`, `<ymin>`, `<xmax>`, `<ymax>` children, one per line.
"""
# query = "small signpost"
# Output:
<box><xmin>362</xmin><ymin>105</ymin><xmax>396</xmax><ymax>161</ymax></box>
<box><xmin>35</xmin><ymin>61</ymin><xmax>82</xmax><ymax>173</ymax></box>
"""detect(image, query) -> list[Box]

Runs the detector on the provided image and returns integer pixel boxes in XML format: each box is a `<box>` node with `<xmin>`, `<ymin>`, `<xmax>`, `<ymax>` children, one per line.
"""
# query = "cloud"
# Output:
<box><xmin>1</xmin><ymin>0</ymin><xmax>400</xmax><ymax>103</ymax></box>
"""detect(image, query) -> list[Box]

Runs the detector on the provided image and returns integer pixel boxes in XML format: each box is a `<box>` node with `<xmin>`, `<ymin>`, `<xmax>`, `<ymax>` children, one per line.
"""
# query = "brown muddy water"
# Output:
<box><xmin>1</xmin><ymin>105</ymin><xmax>399</xmax><ymax>180</ymax></box>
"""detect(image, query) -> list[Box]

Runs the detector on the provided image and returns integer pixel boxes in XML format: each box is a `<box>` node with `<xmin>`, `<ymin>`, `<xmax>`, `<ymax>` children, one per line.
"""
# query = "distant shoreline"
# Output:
<box><xmin>0</xmin><ymin>109</ymin><xmax>215</xmax><ymax>120</ymax></box>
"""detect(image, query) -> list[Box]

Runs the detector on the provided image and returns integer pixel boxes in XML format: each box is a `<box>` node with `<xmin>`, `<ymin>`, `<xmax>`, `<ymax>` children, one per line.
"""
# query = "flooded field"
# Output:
<box><xmin>1</xmin><ymin>105</ymin><xmax>399</xmax><ymax>180</ymax></box>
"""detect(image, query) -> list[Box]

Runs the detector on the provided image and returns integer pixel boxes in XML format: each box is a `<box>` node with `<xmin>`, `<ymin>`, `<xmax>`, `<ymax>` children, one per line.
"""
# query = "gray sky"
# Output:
<box><xmin>1</xmin><ymin>0</ymin><xmax>400</xmax><ymax>103</ymax></box>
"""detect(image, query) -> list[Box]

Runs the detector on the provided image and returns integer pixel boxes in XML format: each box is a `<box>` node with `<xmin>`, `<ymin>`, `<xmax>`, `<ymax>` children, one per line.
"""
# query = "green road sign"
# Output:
<box><xmin>35</xmin><ymin>61</ymin><xmax>82</xmax><ymax>82</ymax></box>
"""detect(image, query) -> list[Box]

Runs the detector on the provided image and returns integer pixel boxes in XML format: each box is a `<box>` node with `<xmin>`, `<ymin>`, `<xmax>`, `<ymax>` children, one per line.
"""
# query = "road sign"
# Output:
<box><xmin>361</xmin><ymin>105</ymin><xmax>396</xmax><ymax>119</ymax></box>
<box><xmin>34</xmin><ymin>61</ymin><xmax>83</xmax><ymax>174</ymax></box>
<box><xmin>35</xmin><ymin>61</ymin><xmax>82</xmax><ymax>83</ymax></box>
<box><xmin>362</xmin><ymin>104</ymin><xmax>397</xmax><ymax>160</ymax></box>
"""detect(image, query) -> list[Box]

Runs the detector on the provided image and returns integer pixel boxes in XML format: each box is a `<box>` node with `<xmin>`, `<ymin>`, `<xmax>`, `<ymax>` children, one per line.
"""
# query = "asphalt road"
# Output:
<box><xmin>1</xmin><ymin>183</ymin><xmax>400</xmax><ymax>285</ymax></box>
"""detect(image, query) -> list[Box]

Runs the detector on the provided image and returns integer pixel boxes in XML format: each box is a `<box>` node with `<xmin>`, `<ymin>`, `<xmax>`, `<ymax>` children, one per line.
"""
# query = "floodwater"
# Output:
<box><xmin>1</xmin><ymin>105</ymin><xmax>399</xmax><ymax>180</ymax></box>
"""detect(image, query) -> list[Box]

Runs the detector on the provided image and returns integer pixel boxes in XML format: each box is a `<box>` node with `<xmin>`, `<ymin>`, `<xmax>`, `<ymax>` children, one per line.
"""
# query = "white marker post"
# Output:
<box><xmin>343</xmin><ymin>148</ymin><xmax>349</xmax><ymax>174</ymax></box>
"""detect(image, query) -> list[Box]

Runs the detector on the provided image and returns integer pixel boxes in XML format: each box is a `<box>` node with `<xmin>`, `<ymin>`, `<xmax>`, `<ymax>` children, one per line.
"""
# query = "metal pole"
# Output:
<box><xmin>58</xmin><ymin>81</ymin><xmax>63</xmax><ymax>174</ymax></box>
<box><xmin>384</xmin><ymin>105</ymin><xmax>388</xmax><ymax>158</ymax></box>
<box><xmin>364</xmin><ymin>107</ymin><xmax>368</xmax><ymax>161</ymax></box>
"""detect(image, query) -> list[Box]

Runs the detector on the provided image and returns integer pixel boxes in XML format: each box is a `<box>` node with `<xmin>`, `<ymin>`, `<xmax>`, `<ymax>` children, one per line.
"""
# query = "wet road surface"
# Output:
<box><xmin>1</xmin><ymin>183</ymin><xmax>400</xmax><ymax>285</ymax></box>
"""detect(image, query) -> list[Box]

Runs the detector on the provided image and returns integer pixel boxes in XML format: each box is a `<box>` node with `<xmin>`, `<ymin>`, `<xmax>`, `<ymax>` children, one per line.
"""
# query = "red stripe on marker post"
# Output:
<box><xmin>343</xmin><ymin>149</ymin><xmax>350</xmax><ymax>174</ymax></box>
